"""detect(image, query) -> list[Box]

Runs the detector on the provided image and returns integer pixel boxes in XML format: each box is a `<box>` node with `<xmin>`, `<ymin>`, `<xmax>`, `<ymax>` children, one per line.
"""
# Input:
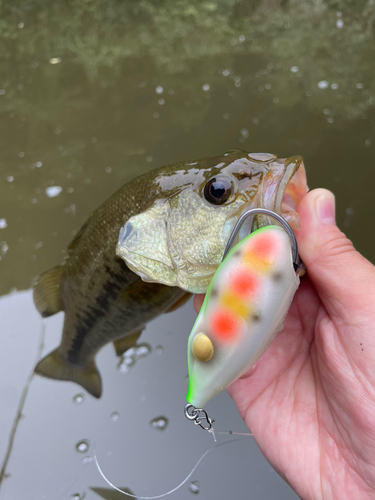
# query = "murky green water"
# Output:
<box><xmin>0</xmin><ymin>1</ymin><xmax>374</xmax><ymax>499</ymax></box>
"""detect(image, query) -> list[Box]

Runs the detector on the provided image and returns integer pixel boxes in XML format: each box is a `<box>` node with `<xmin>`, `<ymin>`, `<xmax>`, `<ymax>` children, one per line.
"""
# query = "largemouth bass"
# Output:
<box><xmin>33</xmin><ymin>149</ymin><xmax>307</xmax><ymax>398</ymax></box>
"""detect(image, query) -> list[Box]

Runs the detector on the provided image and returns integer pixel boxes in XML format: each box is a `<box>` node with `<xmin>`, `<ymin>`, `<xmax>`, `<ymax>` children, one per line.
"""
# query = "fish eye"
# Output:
<box><xmin>204</xmin><ymin>177</ymin><xmax>232</xmax><ymax>205</ymax></box>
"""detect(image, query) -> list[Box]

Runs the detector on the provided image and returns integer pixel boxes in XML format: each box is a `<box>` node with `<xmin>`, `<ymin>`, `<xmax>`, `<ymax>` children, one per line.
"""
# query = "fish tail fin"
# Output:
<box><xmin>34</xmin><ymin>348</ymin><xmax>102</xmax><ymax>398</ymax></box>
<box><xmin>33</xmin><ymin>265</ymin><xmax>64</xmax><ymax>317</ymax></box>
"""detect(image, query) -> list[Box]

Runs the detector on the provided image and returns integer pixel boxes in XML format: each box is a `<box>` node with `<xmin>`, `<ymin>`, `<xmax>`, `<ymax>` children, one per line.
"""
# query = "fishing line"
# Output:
<box><xmin>94</xmin><ymin>433</ymin><xmax>252</xmax><ymax>499</ymax></box>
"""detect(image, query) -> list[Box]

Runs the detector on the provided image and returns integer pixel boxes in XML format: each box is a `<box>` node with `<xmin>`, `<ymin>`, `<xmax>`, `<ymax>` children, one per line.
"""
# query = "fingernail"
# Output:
<box><xmin>316</xmin><ymin>191</ymin><xmax>336</xmax><ymax>224</ymax></box>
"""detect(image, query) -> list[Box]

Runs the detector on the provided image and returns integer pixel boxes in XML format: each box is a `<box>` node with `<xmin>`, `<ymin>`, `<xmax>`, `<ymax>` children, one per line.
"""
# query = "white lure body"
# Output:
<box><xmin>187</xmin><ymin>225</ymin><xmax>300</xmax><ymax>408</ymax></box>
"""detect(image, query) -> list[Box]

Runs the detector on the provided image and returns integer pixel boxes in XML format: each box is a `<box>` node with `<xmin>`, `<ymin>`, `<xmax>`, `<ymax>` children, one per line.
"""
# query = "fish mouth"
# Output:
<box><xmin>276</xmin><ymin>155</ymin><xmax>308</xmax><ymax>228</ymax></box>
<box><xmin>247</xmin><ymin>155</ymin><xmax>307</xmax><ymax>230</ymax></box>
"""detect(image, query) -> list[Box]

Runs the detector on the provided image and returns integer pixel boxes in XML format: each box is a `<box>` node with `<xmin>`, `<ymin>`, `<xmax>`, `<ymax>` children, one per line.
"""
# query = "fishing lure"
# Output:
<box><xmin>185</xmin><ymin>208</ymin><xmax>303</xmax><ymax>430</ymax></box>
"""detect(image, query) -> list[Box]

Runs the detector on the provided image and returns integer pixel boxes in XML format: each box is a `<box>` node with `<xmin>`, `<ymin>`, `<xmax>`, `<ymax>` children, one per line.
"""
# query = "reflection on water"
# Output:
<box><xmin>149</xmin><ymin>416</ymin><xmax>169</xmax><ymax>432</ymax></box>
<box><xmin>188</xmin><ymin>481</ymin><xmax>200</xmax><ymax>495</ymax></box>
<box><xmin>117</xmin><ymin>344</ymin><xmax>152</xmax><ymax>374</ymax></box>
<box><xmin>90</xmin><ymin>487</ymin><xmax>135</xmax><ymax>500</ymax></box>
<box><xmin>73</xmin><ymin>394</ymin><xmax>86</xmax><ymax>405</ymax></box>
<box><xmin>110</xmin><ymin>412</ymin><xmax>119</xmax><ymax>423</ymax></box>
<box><xmin>0</xmin><ymin>1</ymin><xmax>374</xmax><ymax>499</ymax></box>
<box><xmin>76</xmin><ymin>440</ymin><xmax>91</xmax><ymax>455</ymax></box>
<box><xmin>71</xmin><ymin>493</ymin><xmax>86</xmax><ymax>500</ymax></box>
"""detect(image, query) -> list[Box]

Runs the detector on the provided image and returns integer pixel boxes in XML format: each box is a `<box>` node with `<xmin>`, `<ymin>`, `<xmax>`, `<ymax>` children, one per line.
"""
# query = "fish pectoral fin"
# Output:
<box><xmin>33</xmin><ymin>265</ymin><xmax>64</xmax><ymax>317</ymax></box>
<box><xmin>113</xmin><ymin>329</ymin><xmax>144</xmax><ymax>357</ymax></box>
<box><xmin>34</xmin><ymin>348</ymin><xmax>102</xmax><ymax>398</ymax></box>
<box><xmin>165</xmin><ymin>292</ymin><xmax>192</xmax><ymax>313</ymax></box>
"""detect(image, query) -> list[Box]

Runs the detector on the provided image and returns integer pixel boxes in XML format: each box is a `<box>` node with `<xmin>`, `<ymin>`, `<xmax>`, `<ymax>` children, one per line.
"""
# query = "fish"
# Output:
<box><xmin>33</xmin><ymin>149</ymin><xmax>307</xmax><ymax>398</ymax></box>
<box><xmin>186</xmin><ymin>225</ymin><xmax>300</xmax><ymax>408</ymax></box>
<box><xmin>116</xmin><ymin>151</ymin><xmax>307</xmax><ymax>293</ymax></box>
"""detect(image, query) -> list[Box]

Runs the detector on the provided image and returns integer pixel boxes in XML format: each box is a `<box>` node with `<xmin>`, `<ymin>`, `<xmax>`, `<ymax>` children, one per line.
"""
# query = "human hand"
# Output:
<box><xmin>194</xmin><ymin>189</ymin><xmax>375</xmax><ymax>500</ymax></box>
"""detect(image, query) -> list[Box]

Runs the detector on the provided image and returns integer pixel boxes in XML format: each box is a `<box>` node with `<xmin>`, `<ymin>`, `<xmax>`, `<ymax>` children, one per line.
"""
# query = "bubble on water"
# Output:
<box><xmin>45</xmin><ymin>186</ymin><xmax>62</xmax><ymax>198</ymax></box>
<box><xmin>34</xmin><ymin>241</ymin><xmax>43</xmax><ymax>250</ymax></box>
<box><xmin>110</xmin><ymin>412</ymin><xmax>119</xmax><ymax>422</ymax></box>
<box><xmin>67</xmin><ymin>187</ymin><xmax>74</xmax><ymax>193</ymax></box>
<box><xmin>222</xmin><ymin>69</ymin><xmax>230</xmax><ymax>77</ymax></box>
<box><xmin>265</xmin><ymin>83</ymin><xmax>271</xmax><ymax>90</ymax></box>
<box><xmin>105</xmin><ymin>166</ymin><xmax>112</xmax><ymax>173</ymax></box>
<box><xmin>290</xmin><ymin>66</ymin><xmax>299</xmax><ymax>73</ymax></box>
<box><xmin>273</xmin><ymin>97</ymin><xmax>280</xmax><ymax>103</ymax></box>
<box><xmin>365</xmin><ymin>139</ymin><xmax>371</xmax><ymax>147</ymax></box>
<box><xmin>331</xmin><ymin>83</ymin><xmax>339</xmax><ymax>90</ymax></box>
<box><xmin>317</xmin><ymin>80</ymin><xmax>329</xmax><ymax>89</ymax></box>
<box><xmin>18</xmin><ymin>151</ymin><xmax>25</xmax><ymax>158</ymax></box>
<box><xmin>73</xmin><ymin>393</ymin><xmax>85</xmax><ymax>405</ymax></box>
<box><xmin>0</xmin><ymin>242</ymin><xmax>9</xmax><ymax>255</ymax></box>
<box><xmin>146</xmin><ymin>156</ymin><xmax>153</xmax><ymax>162</ymax></box>
<box><xmin>0</xmin><ymin>219</ymin><xmax>7</xmax><ymax>229</ymax></box>
<box><xmin>155</xmin><ymin>345</ymin><xmax>163</xmax><ymax>354</ymax></box>
<box><xmin>337</xmin><ymin>11</ymin><xmax>342</xmax><ymax>17</ymax></box>
<box><xmin>240</xmin><ymin>128</ymin><xmax>249</xmax><ymax>139</ymax></box>
<box><xmin>49</xmin><ymin>57</ymin><xmax>61</xmax><ymax>64</ymax></box>
<box><xmin>70</xmin><ymin>494</ymin><xmax>85</xmax><ymax>500</ymax></box>
<box><xmin>118</xmin><ymin>343</ymin><xmax>152</xmax><ymax>373</ymax></box>
<box><xmin>168</xmin><ymin>89</ymin><xmax>174</xmax><ymax>95</ymax></box>
<box><xmin>91</xmin><ymin>137</ymin><xmax>97</xmax><ymax>143</ymax></box>
<box><xmin>153</xmin><ymin>112</ymin><xmax>159</xmax><ymax>118</ymax></box>
<box><xmin>327</xmin><ymin>117</ymin><xmax>335</xmax><ymax>123</ymax></box>
<box><xmin>35</xmin><ymin>161</ymin><xmax>43</xmax><ymax>168</ymax></box>
<box><xmin>202</xmin><ymin>84</ymin><xmax>210</xmax><ymax>92</ymax></box>
<box><xmin>323</xmin><ymin>109</ymin><xmax>330</xmax><ymax>115</ymax></box>
<box><xmin>155</xmin><ymin>86</ymin><xmax>164</xmax><ymax>94</ymax></box>
<box><xmin>336</xmin><ymin>19</ymin><xmax>344</xmax><ymax>28</ymax></box>
<box><xmin>75</xmin><ymin>439</ymin><xmax>90</xmax><ymax>454</ymax></box>
<box><xmin>137</xmin><ymin>345</ymin><xmax>151</xmax><ymax>357</ymax></box>
<box><xmin>189</xmin><ymin>481</ymin><xmax>200</xmax><ymax>494</ymax></box>
<box><xmin>239</xmin><ymin>35</ymin><xmax>245</xmax><ymax>42</ymax></box>
<box><xmin>150</xmin><ymin>416</ymin><xmax>169</xmax><ymax>431</ymax></box>
<box><xmin>7</xmin><ymin>176</ymin><xmax>14</xmax><ymax>182</ymax></box>
<box><xmin>346</xmin><ymin>207</ymin><xmax>354</xmax><ymax>216</ymax></box>
<box><xmin>0</xmin><ymin>89</ymin><xmax>5</xmax><ymax>95</ymax></box>
<box><xmin>64</xmin><ymin>203</ymin><xmax>77</xmax><ymax>215</ymax></box>
<box><xmin>356</xmin><ymin>83</ymin><xmax>364</xmax><ymax>89</ymax></box>
<box><xmin>18</xmin><ymin>22</ymin><xmax>24</xmax><ymax>29</ymax></box>
<box><xmin>223</xmin><ymin>113</ymin><xmax>230</xmax><ymax>119</ymax></box>
<box><xmin>158</xmin><ymin>98</ymin><xmax>165</xmax><ymax>105</ymax></box>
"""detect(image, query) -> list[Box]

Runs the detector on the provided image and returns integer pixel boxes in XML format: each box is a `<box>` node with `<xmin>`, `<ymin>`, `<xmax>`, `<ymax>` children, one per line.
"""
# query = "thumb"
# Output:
<box><xmin>296</xmin><ymin>189</ymin><xmax>375</xmax><ymax>320</ymax></box>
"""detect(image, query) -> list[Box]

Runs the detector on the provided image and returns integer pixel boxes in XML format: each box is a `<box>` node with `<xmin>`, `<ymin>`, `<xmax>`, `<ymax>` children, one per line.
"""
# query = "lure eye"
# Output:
<box><xmin>204</xmin><ymin>177</ymin><xmax>232</xmax><ymax>205</ymax></box>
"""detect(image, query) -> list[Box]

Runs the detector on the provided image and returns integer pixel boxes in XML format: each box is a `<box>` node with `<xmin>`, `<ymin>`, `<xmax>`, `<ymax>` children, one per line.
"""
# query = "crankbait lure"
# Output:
<box><xmin>185</xmin><ymin>208</ymin><xmax>303</xmax><ymax>431</ymax></box>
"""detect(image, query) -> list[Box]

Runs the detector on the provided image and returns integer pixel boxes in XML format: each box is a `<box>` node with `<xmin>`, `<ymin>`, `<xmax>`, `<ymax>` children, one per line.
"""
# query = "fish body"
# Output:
<box><xmin>33</xmin><ymin>150</ymin><xmax>307</xmax><ymax>397</ymax></box>
<box><xmin>186</xmin><ymin>225</ymin><xmax>300</xmax><ymax>408</ymax></box>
